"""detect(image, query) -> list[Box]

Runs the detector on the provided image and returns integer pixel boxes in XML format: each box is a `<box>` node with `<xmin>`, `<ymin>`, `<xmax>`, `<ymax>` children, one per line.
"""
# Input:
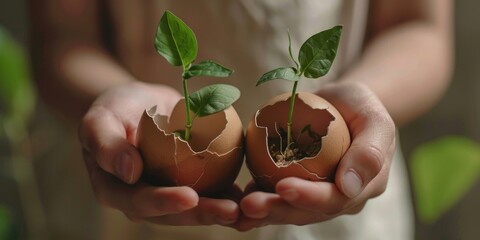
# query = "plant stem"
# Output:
<box><xmin>182</xmin><ymin>76</ymin><xmax>192</xmax><ymax>141</ymax></box>
<box><xmin>287</xmin><ymin>81</ymin><xmax>299</xmax><ymax>147</ymax></box>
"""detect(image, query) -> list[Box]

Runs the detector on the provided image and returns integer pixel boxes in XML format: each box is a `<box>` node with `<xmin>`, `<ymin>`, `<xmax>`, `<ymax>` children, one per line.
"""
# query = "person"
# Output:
<box><xmin>29</xmin><ymin>0</ymin><xmax>453</xmax><ymax>239</ymax></box>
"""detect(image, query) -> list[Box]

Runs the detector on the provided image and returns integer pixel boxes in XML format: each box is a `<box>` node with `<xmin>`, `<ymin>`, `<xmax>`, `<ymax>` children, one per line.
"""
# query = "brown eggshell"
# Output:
<box><xmin>136</xmin><ymin>99</ymin><xmax>244</xmax><ymax>196</ymax></box>
<box><xmin>246</xmin><ymin>92</ymin><xmax>351</xmax><ymax>192</ymax></box>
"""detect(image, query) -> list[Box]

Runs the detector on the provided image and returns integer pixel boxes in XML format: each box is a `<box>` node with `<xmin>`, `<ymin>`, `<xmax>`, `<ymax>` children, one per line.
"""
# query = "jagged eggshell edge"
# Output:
<box><xmin>245</xmin><ymin>92</ymin><xmax>351</xmax><ymax>192</ymax></box>
<box><xmin>137</xmin><ymin>99</ymin><xmax>244</xmax><ymax>196</ymax></box>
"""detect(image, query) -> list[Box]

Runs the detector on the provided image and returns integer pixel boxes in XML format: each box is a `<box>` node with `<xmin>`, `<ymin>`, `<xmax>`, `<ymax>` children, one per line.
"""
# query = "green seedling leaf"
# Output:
<box><xmin>298</xmin><ymin>25</ymin><xmax>342</xmax><ymax>78</ymax></box>
<box><xmin>256</xmin><ymin>26</ymin><xmax>342</xmax><ymax>149</ymax></box>
<box><xmin>256</xmin><ymin>67</ymin><xmax>300</xmax><ymax>86</ymax></box>
<box><xmin>287</xmin><ymin>30</ymin><xmax>299</xmax><ymax>70</ymax></box>
<box><xmin>153</xmin><ymin>11</ymin><xmax>238</xmax><ymax>142</ymax></box>
<box><xmin>155</xmin><ymin>11</ymin><xmax>197</xmax><ymax>69</ymax></box>
<box><xmin>189</xmin><ymin>84</ymin><xmax>240</xmax><ymax>117</ymax></box>
<box><xmin>410</xmin><ymin>136</ymin><xmax>480</xmax><ymax>223</ymax></box>
<box><xmin>183</xmin><ymin>60</ymin><xmax>233</xmax><ymax>80</ymax></box>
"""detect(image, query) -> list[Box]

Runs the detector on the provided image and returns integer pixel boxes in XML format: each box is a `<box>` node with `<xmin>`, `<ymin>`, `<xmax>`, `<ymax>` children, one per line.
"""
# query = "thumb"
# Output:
<box><xmin>335</xmin><ymin>114</ymin><xmax>395</xmax><ymax>199</ymax></box>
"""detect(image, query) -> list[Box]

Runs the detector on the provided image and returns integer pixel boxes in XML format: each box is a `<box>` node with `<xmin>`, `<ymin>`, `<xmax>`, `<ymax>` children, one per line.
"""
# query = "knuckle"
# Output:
<box><xmin>79</xmin><ymin>111</ymin><xmax>103</xmax><ymax>152</ymax></box>
<box><xmin>79</xmin><ymin>117</ymin><xmax>95</xmax><ymax>149</ymax></box>
<box><xmin>372</xmin><ymin>182</ymin><xmax>388</xmax><ymax>197</ymax></box>
<box><xmin>364</xmin><ymin>145</ymin><xmax>384</xmax><ymax>176</ymax></box>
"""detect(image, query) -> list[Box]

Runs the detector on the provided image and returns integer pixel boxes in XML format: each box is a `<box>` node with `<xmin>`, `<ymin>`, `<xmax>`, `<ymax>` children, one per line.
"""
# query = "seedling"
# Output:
<box><xmin>155</xmin><ymin>11</ymin><xmax>240</xmax><ymax>141</ymax></box>
<box><xmin>256</xmin><ymin>26</ymin><xmax>342</xmax><ymax>159</ymax></box>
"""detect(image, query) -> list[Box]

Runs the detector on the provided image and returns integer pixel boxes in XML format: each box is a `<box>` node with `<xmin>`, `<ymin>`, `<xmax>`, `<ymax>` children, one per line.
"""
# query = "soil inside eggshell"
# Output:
<box><xmin>256</xmin><ymin>94</ymin><xmax>335</xmax><ymax>167</ymax></box>
<box><xmin>245</xmin><ymin>92</ymin><xmax>351</xmax><ymax>192</ymax></box>
<box><xmin>268</xmin><ymin>125</ymin><xmax>323</xmax><ymax>166</ymax></box>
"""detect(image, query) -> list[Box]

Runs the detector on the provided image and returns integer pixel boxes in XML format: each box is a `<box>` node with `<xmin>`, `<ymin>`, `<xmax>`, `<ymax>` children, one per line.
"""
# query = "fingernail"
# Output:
<box><xmin>278</xmin><ymin>189</ymin><xmax>298</xmax><ymax>202</ymax></box>
<box><xmin>116</xmin><ymin>152</ymin><xmax>133</xmax><ymax>183</ymax></box>
<box><xmin>343</xmin><ymin>169</ymin><xmax>363</xmax><ymax>198</ymax></box>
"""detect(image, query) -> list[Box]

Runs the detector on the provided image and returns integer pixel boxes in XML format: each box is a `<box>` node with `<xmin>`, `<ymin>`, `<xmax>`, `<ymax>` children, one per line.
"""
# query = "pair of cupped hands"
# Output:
<box><xmin>79</xmin><ymin>80</ymin><xmax>395</xmax><ymax>231</ymax></box>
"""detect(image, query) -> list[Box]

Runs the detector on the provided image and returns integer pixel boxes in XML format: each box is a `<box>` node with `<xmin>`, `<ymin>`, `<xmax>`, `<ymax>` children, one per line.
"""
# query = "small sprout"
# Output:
<box><xmin>257</xmin><ymin>26</ymin><xmax>342</xmax><ymax>157</ymax></box>
<box><xmin>155</xmin><ymin>11</ymin><xmax>240</xmax><ymax>141</ymax></box>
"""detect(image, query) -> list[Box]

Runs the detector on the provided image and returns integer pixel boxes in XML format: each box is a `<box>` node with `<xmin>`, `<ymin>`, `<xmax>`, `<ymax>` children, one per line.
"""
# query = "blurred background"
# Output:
<box><xmin>0</xmin><ymin>0</ymin><xmax>479</xmax><ymax>239</ymax></box>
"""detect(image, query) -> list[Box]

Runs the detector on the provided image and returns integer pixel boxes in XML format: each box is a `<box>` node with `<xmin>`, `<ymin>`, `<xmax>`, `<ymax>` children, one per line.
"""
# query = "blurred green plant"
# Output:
<box><xmin>410</xmin><ymin>136</ymin><xmax>480</xmax><ymax>223</ymax></box>
<box><xmin>0</xmin><ymin>26</ymin><xmax>48</xmax><ymax>239</ymax></box>
<box><xmin>0</xmin><ymin>26</ymin><xmax>34</xmax><ymax>132</ymax></box>
<box><xmin>0</xmin><ymin>205</ymin><xmax>12</xmax><ymax>240</ymax></box>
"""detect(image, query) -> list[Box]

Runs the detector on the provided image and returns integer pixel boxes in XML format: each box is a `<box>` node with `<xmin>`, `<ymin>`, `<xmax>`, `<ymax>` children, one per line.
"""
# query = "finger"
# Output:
<box><xmin>236</xmin><ymin>186</ymin><xmax>367</xmax><ymax>231</ymax></box>
<box><xmin>335</xmin><ymin>109</ymin><xmax>395</xmax><ymax>198</ymax></box>
<box><xmin>238</xmin><ymin>192</ymin><xmax>329</xmax><ymax>228</ymax></box>
<box><xmin>240</xmin><ymin>191</ymin><xmax>280</xmax><ymax>219</ymax></box>
<box><xmin>217</xmin><ymin>184</ymin><xmax>244</xmax><ymax>203</ymax></box>
<box><xmin>145</xmin><ymin>197</ymin><xmax>240</xmax><ymax>226</ymax></box>
<box><xmin>244</xmin><ymin>180</ymin><xmax>262</xmax><ymax>194</ymax></box>
<box><xmin>79</xmin><ymin>107</ymin><xmax>143</xmax><ymax>184</ymax></box>
<box><xmin>320</xmin><ymin>83</ymin><xmax>395</xmax><ymax>198</ymax></box>
<box><xmin>84</xmin><ymin>151</ymin><xmax>199</xmax><ymax>217</ymax></box>
<box><xmin>275</xmin><ymin>177</ymin><xmax>351</xmax><ymax>215</ymax></box>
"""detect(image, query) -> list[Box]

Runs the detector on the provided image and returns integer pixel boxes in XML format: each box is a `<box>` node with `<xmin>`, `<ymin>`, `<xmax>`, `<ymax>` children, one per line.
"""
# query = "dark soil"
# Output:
<box><xmin>268</xmin><ymin>125</ymin><xmax>322</xmax><ymax>166</ymax></box>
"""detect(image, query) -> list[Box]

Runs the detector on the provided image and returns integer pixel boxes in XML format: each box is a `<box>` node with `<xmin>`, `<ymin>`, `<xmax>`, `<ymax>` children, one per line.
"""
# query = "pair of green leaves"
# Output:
<box><xmin>155</xmin><ymin>11</ymin><xmax>239</xmax><ymax>117</ymax></box>
<box><xmin>257</xmin><ymin>26</ymin><xmax>342</xmax><ymax>86</ymax></box>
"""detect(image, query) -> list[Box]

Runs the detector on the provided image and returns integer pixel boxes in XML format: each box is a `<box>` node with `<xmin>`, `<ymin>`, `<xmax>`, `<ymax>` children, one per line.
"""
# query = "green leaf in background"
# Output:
<box><xmin>189</xmin><ymin>84</ymin><xmax>240</xmax><ymax>117</ymax></box>
<box><xmin>298</xmin><ymin>25</ymin><xmax>342</xmax><ymax>78</ymax></box>
<box><xmin>0</xmin><ymin>26</ymin><xmax>35</xmax><ymax>128</ymax></box>
<box><xmin>0</xmin><ymin>205</ymin><xmax>12</xmax><ymax>240</ymax></box>
<box><xmin>256</xmin><ymin>67</ymin><xmax>300</xmax><ymax>86</ymax></box>
<box><xmin>183</xmin><ymin>61</ymin><xmax>233</xmax><ymax>80</ymax></box>
<box><xmin>410</xmin><ymin>136</ymin><xmax>480</xmax><ymax>223</ymax></box>
<box><xmin>155</xmin><ymin>11</ymin><xmax>197</xmax><ymax>69</ymax></box>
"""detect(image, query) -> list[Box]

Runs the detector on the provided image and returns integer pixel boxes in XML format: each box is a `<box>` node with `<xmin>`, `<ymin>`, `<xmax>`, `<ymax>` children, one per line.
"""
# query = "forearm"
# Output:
<box><xmin>28</xmin><ymin>0</ymin><xmax>141</xmax><ymax>119</ymax></box>
<box><xmin>31</xmin><ymin>39</ymin><xmax>137</xmax><ymax>119</ymax></box>
<box><xmin>340</xmin><ymin>21</ymin><xmax>453</xmax><ymax>126</ymax></box>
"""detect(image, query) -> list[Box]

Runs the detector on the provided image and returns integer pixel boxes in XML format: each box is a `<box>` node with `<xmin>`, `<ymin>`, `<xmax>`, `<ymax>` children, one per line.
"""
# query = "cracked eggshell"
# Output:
<box><xmin>245</xmin><ymin>92</ymin><xmax>351</xmax><ymax>192</ymax></box>
<box><xmin>136</xmin><ymin>99</ymin><xmax>244</xmax><ymax>196</ymax></box>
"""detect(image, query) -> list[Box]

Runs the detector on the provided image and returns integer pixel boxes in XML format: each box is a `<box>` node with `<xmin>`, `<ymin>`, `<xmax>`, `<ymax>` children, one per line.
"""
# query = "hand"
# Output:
<box><xmin>235</xmin><ymin>82</ymin><xmax>396</xmax><ymax>231</ymax></box>
<box><xmin>79</xmin><ymin>81</ymin><xmax>241</xmax><ymax>226</ymax></box>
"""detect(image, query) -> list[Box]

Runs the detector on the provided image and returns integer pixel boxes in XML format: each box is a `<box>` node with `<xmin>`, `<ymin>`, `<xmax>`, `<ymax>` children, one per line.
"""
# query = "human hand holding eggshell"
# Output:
<box><xmin>236</xmin><ymin>82</ymin><xmax>396</xmax><ymax>231</ymax></box>
<box><xmin>79</xmin><ymin>82</ymin><xmax>242</xmax><ymax>226</ymax></box>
